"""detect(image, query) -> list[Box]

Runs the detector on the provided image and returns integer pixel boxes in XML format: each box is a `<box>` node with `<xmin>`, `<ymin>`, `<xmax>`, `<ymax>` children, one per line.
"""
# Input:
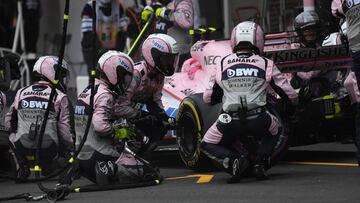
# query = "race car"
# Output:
<box><xmin>161</xmin><ymin>32</ymin><xmax>354</xmax><ymax>170</ymax></box>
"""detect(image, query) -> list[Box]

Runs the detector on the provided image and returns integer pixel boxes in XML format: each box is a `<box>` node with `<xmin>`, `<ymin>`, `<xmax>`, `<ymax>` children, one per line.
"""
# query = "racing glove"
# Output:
<box><xmin>113</xmin><ymin>126</ymin><xmax>135</xmax><ymax>143</ymax></box>
<box><xmin>155</xmin><ymin>7</ymin><xmax>171</xmax><ymax>20</ymax></box>
<box><xmin>141</xmin><ymin>5</ymin><xmax>154</xmax><ymax>21</ymax></box>
<box><xmin>159</xmin><ymin>111</ymin><xmax>177</xmax><ymax>129</ymax></box>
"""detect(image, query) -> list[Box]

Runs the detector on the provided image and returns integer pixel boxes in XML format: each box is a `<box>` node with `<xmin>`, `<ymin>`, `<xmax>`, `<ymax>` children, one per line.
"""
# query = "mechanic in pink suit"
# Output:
<box><xmin>141</xmin><ymin>0</ymin><xmax>193</xmax><ymax>70</ymax></box>
<box><xmin>332</xmin><ymin>0</ymin><xmax>360</xmax><ymax>166</ymax></box>
<box><xmin>201</xmin><ymin>21</ymin><xmax>299</xmax><ymax>183</ymax></box>
<box><xmin>75</xmin><ymin>51</ymin><xmax>158</xmax><ymax>186</ymax></box>
<box><xmin>115</xmin><ymin>33</ymin><xmax>178</xmax><ymax>153</ymax></box>
<box><xmin>5</xmin><ymin>56</ymin><xmax>74</xmax><ymax>179</ymax></box>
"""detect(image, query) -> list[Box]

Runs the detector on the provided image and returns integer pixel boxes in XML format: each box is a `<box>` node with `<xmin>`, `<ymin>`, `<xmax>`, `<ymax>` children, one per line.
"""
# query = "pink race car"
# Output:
<box><xmin>161</xmin><ymin>33</ymin><xmax>353</xmax><ymax>170</ymax></box>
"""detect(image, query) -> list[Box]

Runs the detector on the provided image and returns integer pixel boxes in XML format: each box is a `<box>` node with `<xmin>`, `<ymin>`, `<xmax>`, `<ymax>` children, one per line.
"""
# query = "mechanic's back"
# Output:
<box><xmin>204</xmin><ymin>23</ymin><xmax>297</xmax><ymax>111</ymax></box>
<box><xmin>201</xmin><ymin>21</ymin><xmax>298</xmax><ymax>183</ymax></box>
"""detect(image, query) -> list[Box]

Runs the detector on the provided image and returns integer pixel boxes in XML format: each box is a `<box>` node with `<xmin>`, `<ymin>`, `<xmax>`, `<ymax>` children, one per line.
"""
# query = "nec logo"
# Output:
<box><xmin>227</xmin><ymin>68</ymin><xmax>259</xmax><ymax>77</ymax></box>
<box><xmin>21</xmin><ymin>100</ymin><xmax>48</xmax><ymax>109</ymax></box>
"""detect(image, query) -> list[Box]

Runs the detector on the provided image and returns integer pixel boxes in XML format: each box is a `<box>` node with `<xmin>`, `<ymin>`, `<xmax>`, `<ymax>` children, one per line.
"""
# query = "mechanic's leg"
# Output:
<box><xmin>79</xmin><ymin>151</ymin><xmax>117</xmax><ymax>184</ymax></box>
<box><xmin>115</xmin><ymin>152</ymin><xmax>159</xmax><ymax>183</ymax></box>
<box><xmin>12</xmin><ymin>141</ymin><xmax>31</xmax><ymax>179</ymax></box>
<box><xmin>201</xmin><ymin>121</ymin><xmax>249</xmax><ymax>183</ymax></box>
<box><xmin>355</xmin><ymin>103</ymin><xmax>360</xmax><ymax>166</ymax></box>
<box><xmin>251</xmin><ymin>112</ymin><xmax>280</xmax><ymax>180</ymax></box>
<box><xmin>351</xmin><ymin>51</ymin><xmax>360</xmax><ymax>166</ymax></box>
<box><xmin>94</xmin><ymin>152</ymin><xmax>158</xmax><ymax>186</ymax></box>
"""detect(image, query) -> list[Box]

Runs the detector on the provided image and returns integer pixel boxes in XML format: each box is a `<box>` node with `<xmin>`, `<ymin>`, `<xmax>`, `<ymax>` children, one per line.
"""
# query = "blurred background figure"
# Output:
<box><xmin>81</xmin><ymin>0</ymin><xmax>131</xmax><ymax>76</ymax></box>
<box><xmin>0</xmin><ymin>0</ymin><xmax>17</xmax><ymax>49</ymax></box>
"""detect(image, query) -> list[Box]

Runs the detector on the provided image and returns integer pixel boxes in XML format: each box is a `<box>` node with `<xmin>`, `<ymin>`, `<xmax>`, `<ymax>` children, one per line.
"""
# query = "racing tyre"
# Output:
<box><xmin>176</xmin><ymin>93</ymin><xmax>221</xmax><ymax>171</ymax></box>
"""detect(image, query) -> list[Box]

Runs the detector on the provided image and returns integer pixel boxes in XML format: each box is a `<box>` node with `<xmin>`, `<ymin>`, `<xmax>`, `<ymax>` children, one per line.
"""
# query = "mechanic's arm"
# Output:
<box><xmin>297</xmin><ymin>71</ymin><xmax>321</xmax><ymax>81</ymax></box>
<box><xmin>93</xmin><ymin>92</ymin><xmax>115</xmax><ymax>137</ymax></box>
<box><xmin>158</xmin><ymin>0</ymin><xmax>194</xmax><ymax>29</ymax></box>
<box><xmin>57</xmin><ymin>95</ymin><xmax>74</xmax><ymax>151</ymax></box>
<box><xmin>114</xmin><ymin>73</ymin><xmax>141</xmax><ymax>119</ymax></box>
<box><xmin>270</xmin><ymin>61</ymin><xmax>298</xmax><ymax>104</ymax></box>
<box><xmin>203</xmin><ymin>73</ymin><xmax>223</xmax><ymax>105</ymax></box>
<box><xmin>152</xmin><ymin>79</ymin><xmax>165</xmax><ymax>111</ymax></box>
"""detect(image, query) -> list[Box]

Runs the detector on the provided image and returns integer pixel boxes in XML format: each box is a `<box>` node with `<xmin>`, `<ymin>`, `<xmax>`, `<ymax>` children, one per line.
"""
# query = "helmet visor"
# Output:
<box><xmin>151</xmin><ymin>48</ymin><xmax>178</xmax><ymax>76</ymax></box>
<box><xmin>115</xmin><ymin>65</ymin><xmax>133</xmax><ymax>94</ymax></box>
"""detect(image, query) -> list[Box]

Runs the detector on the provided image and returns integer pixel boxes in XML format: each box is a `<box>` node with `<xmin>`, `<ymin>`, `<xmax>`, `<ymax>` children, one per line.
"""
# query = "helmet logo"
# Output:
<box><xmin>118</xmin><ymin>58</ymin><xmax>130</xmax><ymax>70</ymax></box>
<box><xmin>152</xmin><ymin>40</ymin><xmax>165</xmax><ymax>50</ymax></box>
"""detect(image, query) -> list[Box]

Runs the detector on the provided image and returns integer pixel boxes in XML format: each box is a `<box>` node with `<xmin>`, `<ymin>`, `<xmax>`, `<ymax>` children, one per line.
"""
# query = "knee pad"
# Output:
<box><xmin>94</xmin><ymin>161</ymin><xmax>117</xmax><ymax>186</ymax></box>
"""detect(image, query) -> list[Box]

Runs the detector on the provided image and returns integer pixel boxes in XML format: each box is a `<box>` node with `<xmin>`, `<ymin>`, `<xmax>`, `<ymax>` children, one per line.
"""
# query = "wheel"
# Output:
<box><xmin>176</xmin><ymin>94</ymin><xmax>221</xmax><ymax>171</ymax></box>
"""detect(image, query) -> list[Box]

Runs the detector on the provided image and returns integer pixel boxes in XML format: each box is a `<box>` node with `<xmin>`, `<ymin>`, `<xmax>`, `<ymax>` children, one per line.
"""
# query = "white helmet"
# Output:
<box><xmin>98</xmin><ymin>50</ymin><xmax>134</xmax><ymax>94</ymax></box>
<box><xmin>33</xmin><ymin>56</ymin><xmax>69</xmax><ymax>89</ymax></box>
<box><xmin>230</xmin><ymin>21</ymin><xmax>264</xmax><ymax>54</ymax></box>
<box><xmin>141</xmin><ymin>33</ymin><xmax>179</xmax><ymax>76</ymax></box>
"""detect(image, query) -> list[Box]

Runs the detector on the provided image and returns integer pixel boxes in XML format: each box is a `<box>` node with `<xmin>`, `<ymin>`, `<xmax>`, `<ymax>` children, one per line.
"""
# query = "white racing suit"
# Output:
<box><xmin>75</xmin><ymin>79</ymin><xmax>154</xmax><ymax>185</ymax></box>
<box><xmin>201</xmin><ymin>52</ymin><xmax>298</xmax><ymax>176</ymax></box>
<box><xmin>5</xmin><ymin>81</ymin><xmax>74</xmax><ymax>175</ymax></box>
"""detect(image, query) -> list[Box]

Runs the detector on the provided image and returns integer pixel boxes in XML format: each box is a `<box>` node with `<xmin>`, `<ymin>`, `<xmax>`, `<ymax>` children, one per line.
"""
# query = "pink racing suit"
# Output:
<box><xmin>75</xmin><ymin>79</ymin><xmax>148</xmax><ymax>184</ymax></box>
<box><xmin>115</xmin><ymin>61</ymin><xmax>168</xmax><ymax>143</ymax></box>
<box><xmin>5</xmin><ymin>81</ymin><xmax>73</xmax><ymax>150</ymax></box>
<box><xmin>201</xmin><ymin>52</ymin><xmax>298</xmax><ymax>168</ymax></box>
<box><xmin>115</xmin><ymin>61</ymin><xmax>164</xmax><ymax>119</ymax></box>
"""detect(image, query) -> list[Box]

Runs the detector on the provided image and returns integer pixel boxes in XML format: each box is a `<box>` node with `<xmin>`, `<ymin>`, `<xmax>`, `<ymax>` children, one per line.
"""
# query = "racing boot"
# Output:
<box><xmin>252</xmin><ymin>164</ymin><xmax>269</xmax><ymax>181</ymax></box>
<box><xmin>17</xmin><ymin>164</ymin><xmax>30</xmax><ymax>180</ymax></box>
<box><xmin>225</xmin><ymin>155</ymin><xmax>249</xmax><ymax>184</ymax></box>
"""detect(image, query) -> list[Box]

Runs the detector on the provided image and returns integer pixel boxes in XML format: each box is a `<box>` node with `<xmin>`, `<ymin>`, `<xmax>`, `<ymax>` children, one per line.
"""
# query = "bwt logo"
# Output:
<box><xmin>227</xmin><ymin>68</ymin><xmax>259</xmax><ymax>77</ymax></box>
<box><xmin>21</xmin><ymin>100</ymin><xmax>48</xmax><ymax>109</ymax></box>
<box><xmin>152</xmin><ymin>41</ymin><xmax>165</xmax><ymax>50</ymax></box>
<box><xmin>118</xmin><ymin>59</ymin><xmax>130</xmax><ymax>70</ymax></box>
<box><xmin>75</xmin><ymin>105</ymin><xmax>86</xmax><ymax>115</ymax></box>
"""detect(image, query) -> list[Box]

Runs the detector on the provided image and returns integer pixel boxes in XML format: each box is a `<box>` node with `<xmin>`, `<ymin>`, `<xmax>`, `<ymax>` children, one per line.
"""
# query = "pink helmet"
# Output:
<box><xmin>230</xmin><ymin>21</ymin><xmax>264</xmax><ymax>54</ymax></box>
<box><xmin>331</xmin><ymin>0</ymin><xmax>344</xmax><ymax>18</ymax></box>
<box><xmin>141</xmin><ymin>33</ymin><xmax>179</xmax><ymax>76</ymax></box>
<box><xmin>33</xmin><ymin>56</ymin><xmax>69</xmax><ymax>83</ymax></box>
<box><xmin>98</xmin><ymin>50</ymin><xmax>134</xmax><ymax>94</ymax></box>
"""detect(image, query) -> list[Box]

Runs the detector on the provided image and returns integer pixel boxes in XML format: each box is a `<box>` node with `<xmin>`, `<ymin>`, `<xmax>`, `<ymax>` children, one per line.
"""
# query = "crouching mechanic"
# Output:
<box><xmin>115</xmin><ymin>33</ymin><xmax>178</xmax><ymax>154</ymax></box>
<box><xmin>201</xmin><ymin>21</ymin><xmax>299</xmax><ymax>183</ymax></box>
<box><xmin>75</xmin><ymin>51</ymin><xmax>159</xmax><ymax>186</ymax></box>
<box><xmin>5</xmin><ymin>56</ymin><xmax>74</xmax><ymax>179</ymax></box>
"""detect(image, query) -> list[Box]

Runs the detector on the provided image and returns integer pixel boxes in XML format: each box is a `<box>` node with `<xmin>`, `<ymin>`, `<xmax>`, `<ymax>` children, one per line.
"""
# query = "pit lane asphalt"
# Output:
<box><xmin>0</xmin><ymin>143</ymin><xmax>359</xmax><ymax>203</ymax></box>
